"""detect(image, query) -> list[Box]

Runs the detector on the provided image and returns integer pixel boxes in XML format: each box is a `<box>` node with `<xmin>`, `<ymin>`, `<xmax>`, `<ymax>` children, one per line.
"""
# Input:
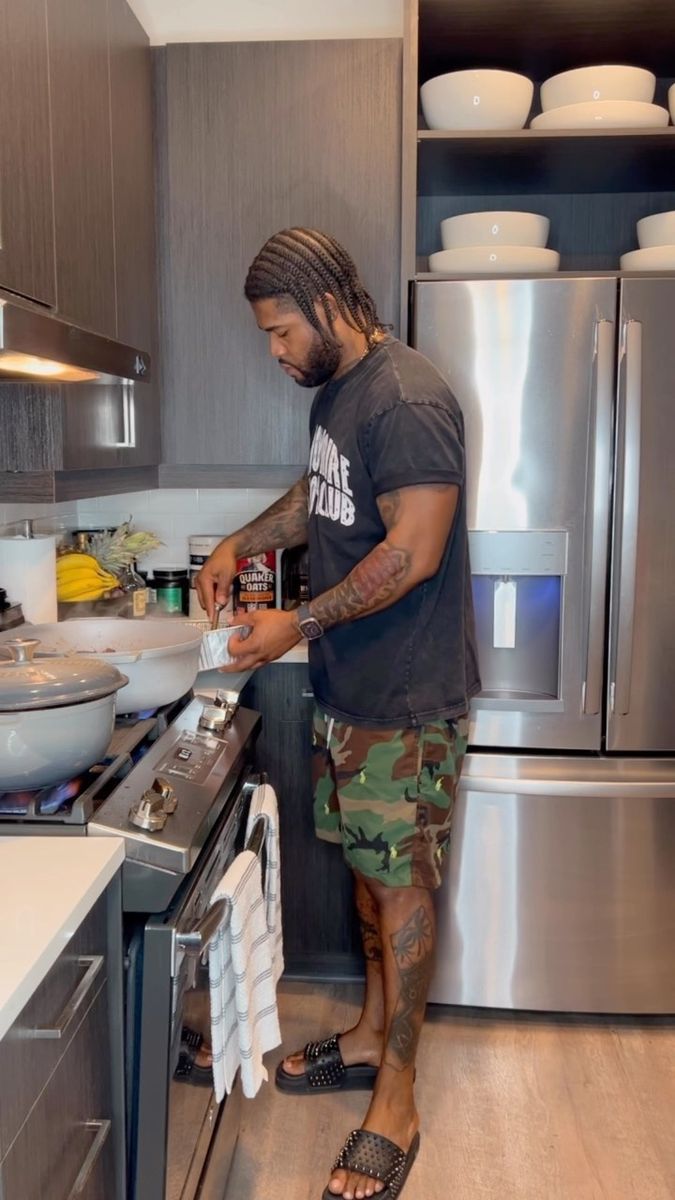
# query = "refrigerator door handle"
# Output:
<box><xmin>582</xmin><ymin>319</ymin><xmax>614</xmax><ymax>715</ymax></box>
<box><xmin>611</xmin><ymin>319</ymin><xmax>642</xmax><ymax>716</ymax></box>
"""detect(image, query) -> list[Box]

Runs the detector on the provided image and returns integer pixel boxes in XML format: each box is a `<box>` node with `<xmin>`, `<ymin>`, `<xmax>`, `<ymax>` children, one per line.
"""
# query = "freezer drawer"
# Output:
<box><xmin>430</xmin><ymin>754</ymin><xmax>675</xmax><ymax>1013</ymax></box>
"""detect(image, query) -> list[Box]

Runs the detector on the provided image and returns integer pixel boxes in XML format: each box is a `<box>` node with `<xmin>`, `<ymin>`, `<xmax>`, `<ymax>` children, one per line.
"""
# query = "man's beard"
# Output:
<box><xmin>286</xmin><ymin>331</ymin><xmax>341</xmax><ymax>388</ymax></box>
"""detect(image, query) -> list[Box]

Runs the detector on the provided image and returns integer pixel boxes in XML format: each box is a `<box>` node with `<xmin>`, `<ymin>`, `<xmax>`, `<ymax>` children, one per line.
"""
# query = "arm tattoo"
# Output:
<box><xmin>231</xmin><ymin>475</ymin><xmax>308</xmax><ymax>555</ymax></box>
<box><xmin>385</xmin><ymin>905</ymin><xmax>434</xmax><ymax>1071</ymax></box>
<box><xmin>308</xmin><ymin>538</ymin><xmax>412</xmax><ymax>630</ymax></box>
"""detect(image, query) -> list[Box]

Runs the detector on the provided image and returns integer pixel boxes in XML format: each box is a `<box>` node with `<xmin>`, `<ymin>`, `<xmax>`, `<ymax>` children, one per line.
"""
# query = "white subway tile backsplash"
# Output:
<box><xmin>196</xmin><ymin>488</ymin><xmax>252</xmax><ymax>513</ymax></box>
<box><xmin>145</xmin><ymin>488</ymin><xmax>199</xmax><ymax>514</ymax></box>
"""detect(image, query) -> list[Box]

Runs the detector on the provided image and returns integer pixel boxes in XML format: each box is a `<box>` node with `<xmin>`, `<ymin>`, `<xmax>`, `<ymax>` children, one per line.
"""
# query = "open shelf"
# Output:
<box><xmin>414</xmin><ymin>269</ymin><xmax>675</xmax><ymax>280</ymax></box>
<box><xmin>417</xmin><ymin>128</ymin><xmax>675</xmax><ymax>195</ymax></box>
<box><xmin>418</xmin><ymin>0</ymin><xmax>675</xmax><ymax>82</ymax></box>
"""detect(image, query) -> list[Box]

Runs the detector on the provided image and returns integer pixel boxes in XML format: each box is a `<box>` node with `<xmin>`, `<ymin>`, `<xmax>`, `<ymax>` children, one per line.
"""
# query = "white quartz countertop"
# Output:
<box><xmin>0</xmin><ymin>837</ymin><xmax>124</xmax><ymax>1040</ymax></box>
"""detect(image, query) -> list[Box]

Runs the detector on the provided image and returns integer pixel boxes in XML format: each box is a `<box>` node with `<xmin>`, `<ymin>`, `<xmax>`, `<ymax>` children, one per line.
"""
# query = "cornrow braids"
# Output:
<box><xmin>244</xmin><ymin>228</ymin><xmax>382</xmax><ymax>346</ymax></box>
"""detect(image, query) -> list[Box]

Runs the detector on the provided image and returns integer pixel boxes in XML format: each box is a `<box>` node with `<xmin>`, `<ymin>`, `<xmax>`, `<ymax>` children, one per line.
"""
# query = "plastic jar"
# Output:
<box><xmin>152</xmin><ymin>567</ymin><xmax>189</xmax><ymax>616</ymax></box>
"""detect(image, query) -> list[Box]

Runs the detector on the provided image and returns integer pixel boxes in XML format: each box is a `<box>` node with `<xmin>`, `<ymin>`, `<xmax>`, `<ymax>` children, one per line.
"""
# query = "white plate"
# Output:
<box><xmin>620</xmin><ymin>246</ymin><xmax>675</xmax><ymax>270</ymax></box>
<box><xmin>429</xmin><ymin>246</ymin><xmax>560</xmax><ymax>274</ymax></box>
<box><xmin>531</xmin><ymin>101</ymin><xmax>669</xmax><ymax>130</ymax></box>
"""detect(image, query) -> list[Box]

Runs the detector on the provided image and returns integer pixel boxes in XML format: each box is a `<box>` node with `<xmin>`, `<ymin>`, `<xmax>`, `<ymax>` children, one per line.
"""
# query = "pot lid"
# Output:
<box><xmin>0</xmin><ymin>638</ymin><xmax>127</xmax><ymax>711</ymax></box>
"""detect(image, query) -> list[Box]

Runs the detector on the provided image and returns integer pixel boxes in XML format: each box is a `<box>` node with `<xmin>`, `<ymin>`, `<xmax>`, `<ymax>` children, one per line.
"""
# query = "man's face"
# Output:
<box><xmin>251</xmin><ymin>297</ymin><xmax>340</xmax><ymax>388</ymax></box>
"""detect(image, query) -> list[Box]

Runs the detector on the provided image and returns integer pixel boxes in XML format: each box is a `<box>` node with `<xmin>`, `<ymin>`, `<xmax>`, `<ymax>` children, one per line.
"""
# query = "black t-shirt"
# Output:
<box><xmin>306</xmin><ymin>335</ymin><xmax>481</xmax><ymax>727</ymax></box>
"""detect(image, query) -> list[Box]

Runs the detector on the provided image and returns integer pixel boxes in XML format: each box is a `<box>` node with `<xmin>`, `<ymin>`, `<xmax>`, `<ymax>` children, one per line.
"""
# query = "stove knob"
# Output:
<box><xmin>199</xmin><ymin>704</ymin><xmax>228</xmax><ymax>734</ymax></box>
<box><xmin>152</xmin><ymin>775</ymin><xmax>177</xmax><ymax>813</ymax></box>
<box><xmin>129</xmin><ymin>793</ymin><xmax>167</xmax><ymax>832</ymax></box>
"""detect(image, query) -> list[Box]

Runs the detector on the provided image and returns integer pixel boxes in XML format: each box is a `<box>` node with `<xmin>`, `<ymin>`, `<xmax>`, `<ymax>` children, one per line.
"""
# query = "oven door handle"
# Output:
<box><xmin>175</xmin><ymin>898</ymin><xmax>230</xmax><ymax>956</ymax></box>
<box><xmin>174</xmin><ymin>815</ymin><xmax>268</xmax><ymax>956</ymax></box>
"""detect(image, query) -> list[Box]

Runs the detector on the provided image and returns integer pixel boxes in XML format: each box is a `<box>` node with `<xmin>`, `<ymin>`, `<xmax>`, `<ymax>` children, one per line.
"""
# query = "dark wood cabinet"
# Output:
<box><xmin>0</xmin><ymin>0</ymin><xmax>55</xmax><ymax>306</ymax></box>
<box><xmin>241</xmin><ymin>662</ymin><xmax>363</xmax><ymax>978</ymax></box>
<box><xmin>156</xmin><ymin>38</ymin><xmax>402</xmax><ymax>477</ymax></box>
<box><xmin>47</xmin><ymin>0</ymin><xmax>117</xmax><ymax>337</ymax></box>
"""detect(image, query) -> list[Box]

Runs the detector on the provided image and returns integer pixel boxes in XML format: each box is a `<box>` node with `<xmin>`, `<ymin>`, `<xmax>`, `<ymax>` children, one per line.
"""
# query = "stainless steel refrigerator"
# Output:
<box><xmin>413</xmin><ymin>275</ymin><xmax>675</xmax><ymax>1013</ymax></box>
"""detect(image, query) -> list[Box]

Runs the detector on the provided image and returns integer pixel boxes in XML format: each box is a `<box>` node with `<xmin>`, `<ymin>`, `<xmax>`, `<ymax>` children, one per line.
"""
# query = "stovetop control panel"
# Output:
<box><xmin>156</xmin><ymin>729</ymin><xmax>226</xmax><ymax>786</ymax></box>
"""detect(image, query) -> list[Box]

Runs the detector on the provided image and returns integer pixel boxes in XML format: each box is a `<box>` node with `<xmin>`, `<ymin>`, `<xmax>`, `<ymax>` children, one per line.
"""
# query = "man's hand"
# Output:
<box><xmin>195</xmin><ymin>538</ymin><xmax>238</xmax><ymax>622</ymax></box>
<box><xmin>220</xmin><ymin>609</ymin><xmax>302</xmax><ymax>672</ymax></box>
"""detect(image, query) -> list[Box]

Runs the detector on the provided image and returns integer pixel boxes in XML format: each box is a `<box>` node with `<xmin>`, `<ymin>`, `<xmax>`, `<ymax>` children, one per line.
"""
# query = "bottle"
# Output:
<box><xmin>153</xmin><ymin>567</ymin><xmax>189</xmax><ymax>616</ymax></box>
<box><xmin>118</xmin><ymin>563</ymin><xmax>147</xmax><ymax>619</ymax></box>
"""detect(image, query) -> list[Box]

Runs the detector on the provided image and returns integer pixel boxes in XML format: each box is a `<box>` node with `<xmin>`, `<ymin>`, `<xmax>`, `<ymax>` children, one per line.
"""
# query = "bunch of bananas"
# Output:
<box><xmin>56</xmin><ymin>553</ymin><xmax>119</xmax><ymax>602</ymax></box>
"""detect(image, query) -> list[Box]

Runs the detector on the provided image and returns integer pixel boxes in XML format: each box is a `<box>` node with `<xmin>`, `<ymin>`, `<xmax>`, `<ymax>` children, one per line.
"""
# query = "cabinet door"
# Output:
<box><xmin>47</xmin><ymin>0</ymin><xmax>116</xmax><ymax>337</ymax></box>
<box><xmin>157</xmin><ymin>38</ymin><xmax>402</xmax><ymax>468</ymax></box>
<box><xmin>0</xmin><ymin>987</ymin><xmax>117</xmax><ymax>1200</ymax></box>
<box><xmin>0</xmin><ymin>0</ymin><xmax>55</xmax><ymax>306</ymax></box>
<box><xmin>242</xmin><ymin>663</ymin><xmax>362</xmax><ymax>975</ymax></box>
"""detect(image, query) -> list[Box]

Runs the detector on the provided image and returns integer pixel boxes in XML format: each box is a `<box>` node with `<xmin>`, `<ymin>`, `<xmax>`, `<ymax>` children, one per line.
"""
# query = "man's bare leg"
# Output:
<box><xmin>281</xmin><ymin>875</ymin><xmax>385</xmax><ymax>1076</ymax></box>
<box><xmin>326</xmin><ymin>876</ymin><xmax>435</xmax><ymax>1199</ymax></box>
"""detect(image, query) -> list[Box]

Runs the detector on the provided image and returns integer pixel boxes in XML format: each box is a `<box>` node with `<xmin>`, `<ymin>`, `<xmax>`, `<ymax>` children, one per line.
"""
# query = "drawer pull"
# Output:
<box><xmin>67</xmin><ymin>1119</ymin><xmax>111</xmax><ymax>1197</ymax></box>
<box><xmin>30</xmin><ymin>955</ymin><xmax>104</xmax><ymax>1040</ymax></box>
<box><xmin>301</xmin><ymin>689</ymin><xmax>314</xmax><ymax>698</ymax></box>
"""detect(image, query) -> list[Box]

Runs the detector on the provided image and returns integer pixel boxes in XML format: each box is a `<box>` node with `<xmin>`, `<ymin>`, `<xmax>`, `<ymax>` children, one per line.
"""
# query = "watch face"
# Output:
<box><xmin>300</xmin><ymin>617</ymin><xmax>323</xmax><ymax>640</ymax></box>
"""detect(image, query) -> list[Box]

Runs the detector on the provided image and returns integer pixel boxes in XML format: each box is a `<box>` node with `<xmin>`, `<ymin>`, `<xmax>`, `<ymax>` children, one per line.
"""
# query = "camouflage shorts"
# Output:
<box><xmin>312</xmin><ymin>708</ymin><xmax>469</xmax><ymax>890</ymax></box>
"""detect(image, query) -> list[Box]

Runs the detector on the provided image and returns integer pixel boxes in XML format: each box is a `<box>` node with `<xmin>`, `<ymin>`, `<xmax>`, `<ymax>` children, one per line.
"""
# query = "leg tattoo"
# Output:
<box><xmin>356</xmin><ymin>882</ymin><xmax>383</xmax><ymax>963</ymax></box>
<box><xmin>385</xmin><ymin>904</ymin><xmax>434</xmax><ymax>1071</ymax></box>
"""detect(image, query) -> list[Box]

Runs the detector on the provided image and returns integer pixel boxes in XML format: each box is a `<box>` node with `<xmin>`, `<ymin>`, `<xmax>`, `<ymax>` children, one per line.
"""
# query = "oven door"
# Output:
<box><xmin>128</xmin><ymin>769</ymin><xmax>258</xmax><ymax>1200</ymax></box>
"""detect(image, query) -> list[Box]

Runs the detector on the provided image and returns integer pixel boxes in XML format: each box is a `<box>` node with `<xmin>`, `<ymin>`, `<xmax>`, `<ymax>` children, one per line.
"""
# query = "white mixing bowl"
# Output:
<box><xmin>637</xmin><ymin>211</ymin><xmax>675</xmax><ymax>248</ymax></box>
<box><xmin>420</xmin><ymin>69</ymin><xmax>533</xmax><ymax>131</ymax></box>
<box><xmin>541</xmin><ymin>65</ymin><xmax>655</xmax><ymax>112</ymax></box>
<box><xmin>441</xmin><ymin>211</ymin><xmax>550</xmax><ymax>250</ymax></box>
<box><xmin>429</xmin><ymin>246</ymin><xmax>560</xmax><ymax>275</ymax></box>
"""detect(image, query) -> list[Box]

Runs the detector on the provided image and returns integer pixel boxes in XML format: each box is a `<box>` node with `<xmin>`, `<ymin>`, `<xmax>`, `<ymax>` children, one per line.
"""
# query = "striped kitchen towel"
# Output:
<box><xmin>207</xmin><ymin>849</ymin><xmax>281</xmax><ymax>1101</ymax></box>
<box><xmin>245</xmin><ymin>783</ymin><xmax>284</xmax><ymax>984</ymax></box>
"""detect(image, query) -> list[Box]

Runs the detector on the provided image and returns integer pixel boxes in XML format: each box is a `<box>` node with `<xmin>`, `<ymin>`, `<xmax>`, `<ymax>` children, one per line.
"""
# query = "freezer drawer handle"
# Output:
<box><xmin>583</xmin><ymin>319</ymin><xmax>614</xmax><ymax>715</ymax></box>
<box><xmin>611</xmin><ymin>319</ymin><xmax>642</xmax><ymax>716</ymax></box>
<box><xmin>27</xmin><ymin>955</ymin><xmax>104</xmax><ymax>1040</ymax></box>
<box><xmin>463</xmin><ymin>775</ymin><xmax>674</xmax><ymax>798</ymax></box>
<box><xmin>66</xmin><ymin>1119</ymin><xmax>111</xmax><ymax>1198</ymax></box>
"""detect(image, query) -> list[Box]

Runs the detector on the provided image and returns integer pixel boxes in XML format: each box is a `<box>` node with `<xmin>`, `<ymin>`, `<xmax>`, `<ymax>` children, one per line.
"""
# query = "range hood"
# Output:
<box><xmin>0</xmin><ymin>295</ymin><xmax>150</xmax><ymax>384</ymax></box>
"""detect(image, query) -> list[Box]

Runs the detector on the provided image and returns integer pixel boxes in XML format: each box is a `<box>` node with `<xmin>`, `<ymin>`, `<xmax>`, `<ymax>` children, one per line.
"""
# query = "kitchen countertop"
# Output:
<box><xmin>0</xmin><ymin>837</ymin><xmax>124</xmax><ymax>1040</ymax></box>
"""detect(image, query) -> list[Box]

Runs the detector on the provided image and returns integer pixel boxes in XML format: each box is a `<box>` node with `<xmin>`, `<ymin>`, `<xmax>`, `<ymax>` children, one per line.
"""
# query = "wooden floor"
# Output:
<box><xmin>224</xmin><ymin>980</ymin><xmax>675</xmax><ymax>1200</ymax></box>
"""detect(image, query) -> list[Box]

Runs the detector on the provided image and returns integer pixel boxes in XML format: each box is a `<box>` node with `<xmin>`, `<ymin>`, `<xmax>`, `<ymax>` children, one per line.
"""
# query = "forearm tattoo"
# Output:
<box><xmin>310</xmin><ymin>538</ymin><xmax>412</xmax><ymax>630</ymax></box>
<box><xmin>385</xmin><ymin>905</ymin><xmax>434</xmax><ymax>1071</ymax></box>
<box><xmin>232</xmin><ymin>475</ymin><xmax>308</xmax><ymax>555</ymax></box>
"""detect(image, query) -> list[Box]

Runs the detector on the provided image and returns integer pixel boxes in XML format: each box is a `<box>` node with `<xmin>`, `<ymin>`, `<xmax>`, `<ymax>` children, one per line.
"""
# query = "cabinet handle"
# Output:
<box><xmin>66</xmin><ymin>1119</ymin><xmax>111</xmax><ymax>1198</ymax></box>
<box><xmin>114</xmin><ymin>380</ymin><xmax>136</xmax><ymax>448</ymax></box>
<box><xmin>301</xmin><ymin>689</ymin><xmax>314</xmax><ymax>699</ymax></box>
<box><xmin>28</xmin><ymin>955</ymin><xmax>104</xmax><ymax>1040</ymax></box>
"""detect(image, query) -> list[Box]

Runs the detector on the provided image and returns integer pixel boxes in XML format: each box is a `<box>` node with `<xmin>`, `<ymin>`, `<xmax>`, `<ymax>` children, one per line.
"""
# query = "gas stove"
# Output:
<box><xmin>0</xmin><ymin>689</ymin><xmax>261</xmax><ymax>909</ymax></box>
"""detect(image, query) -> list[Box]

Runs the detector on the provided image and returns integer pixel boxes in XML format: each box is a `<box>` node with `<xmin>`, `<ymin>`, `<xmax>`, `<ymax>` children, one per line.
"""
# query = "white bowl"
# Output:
<box><xmin>441</xmin><ymin>211</ymin><xmax>550</xmax><ymax>250</ymax></box>
<box><xmin>428</xmin><ymin>246</ymin><xmax>560</xmax><ymax>275</ymax></box>
<box><xmin>531</xmin><ymin>101</ymin><xmax>669</xmax><ymax>130</ymax></box>
<box><xmin>637</xmin><ymin>211</ymin><xmax>675</xmax><ymax>248</ymax></box>
<box><xmin>620</xmin><ymin>246</ymin><xmax>675</xmax><ymax>270</ymax></box>
<box><xmin>420</xmin><ymin>69</ymin><xmax>533</xmax><ymax>131</ymax></box>
<box><xmin>669</xmin><ymin>83</ymin><xmax>675</xmax><ymax>122</ymax></box>
<box><xmin>541</xmin><ymin>65</ymin><xmax>655</xmax><ymax>112</ymax></box>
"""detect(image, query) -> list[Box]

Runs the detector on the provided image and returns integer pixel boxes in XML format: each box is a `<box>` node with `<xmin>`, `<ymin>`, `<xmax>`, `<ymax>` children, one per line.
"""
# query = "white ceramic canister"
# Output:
<box><xmin>188</xmin><ymin>534</ymin><xmax>228</xmax><ymax>619</ymax></box>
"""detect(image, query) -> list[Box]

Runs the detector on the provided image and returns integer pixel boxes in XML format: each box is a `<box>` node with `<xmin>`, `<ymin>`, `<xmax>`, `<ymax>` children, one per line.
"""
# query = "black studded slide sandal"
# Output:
<box><xmin>321</xmin><ymin>1129</ymin><xmax>421</xmax><ymax>1200</ymax></box>
<box><xmin>274</xmin><ymin>1033</ymin><xmax>378</xmax><ymax>1094</ymax></box>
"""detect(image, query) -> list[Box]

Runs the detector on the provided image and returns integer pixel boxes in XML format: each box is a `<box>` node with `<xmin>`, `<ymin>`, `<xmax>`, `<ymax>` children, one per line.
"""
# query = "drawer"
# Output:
<box><xmin>0</xmin><ymin>984</ymin><xmax>116</xmax><ymax>1200</ymax></box>
<box><xmin>0</xmin><ymin>893</ymin><xmax>108</xmax><ymax>1158</ymax></box>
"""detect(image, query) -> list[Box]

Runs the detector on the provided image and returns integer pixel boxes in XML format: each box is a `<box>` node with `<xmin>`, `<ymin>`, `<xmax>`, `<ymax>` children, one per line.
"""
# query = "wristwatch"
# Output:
<box><xmin>296</xmin><ymin>603</ymin><xmax>324</xmax><ymax>641</ymax></box>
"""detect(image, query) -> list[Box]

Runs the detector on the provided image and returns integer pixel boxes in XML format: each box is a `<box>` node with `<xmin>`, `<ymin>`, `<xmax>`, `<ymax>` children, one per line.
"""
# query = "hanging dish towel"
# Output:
<box><xmin>246</xmin><ymin>782</ymin><xmax>284</xmax><ymax>984</ymax></box>
<box><xmin>208</xmin><ymin>849</ymin><xmax>281</xmax><ymax>1101</ymax></box>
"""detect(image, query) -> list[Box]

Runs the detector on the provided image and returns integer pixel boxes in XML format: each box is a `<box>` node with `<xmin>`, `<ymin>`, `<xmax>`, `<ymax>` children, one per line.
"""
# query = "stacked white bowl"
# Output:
<box><xmin>429</xmin><ymin>211</ymin><xmax>559</xmax><ymax>275</ymax></box>
<box><xmin>621</xmin><ymin>211</ymin><xmax>675</xmax><ymax>270</ymax></box>
<box><xmin>531</xmin><ymin>65</ymin><xmax>668</xmax><ymax>130</ymax></box>
<box><xmin>420</xmin><ymin>69</ymin><xmax>533</xmax><ymax>131</ymax></box>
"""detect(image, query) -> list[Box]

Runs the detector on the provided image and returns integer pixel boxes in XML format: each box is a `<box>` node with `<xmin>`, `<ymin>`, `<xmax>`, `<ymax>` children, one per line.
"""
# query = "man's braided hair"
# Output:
<box><xmin>244</xmin><ymin>228</ymin><xmax>382</xmax><ymax>346</ymax></box>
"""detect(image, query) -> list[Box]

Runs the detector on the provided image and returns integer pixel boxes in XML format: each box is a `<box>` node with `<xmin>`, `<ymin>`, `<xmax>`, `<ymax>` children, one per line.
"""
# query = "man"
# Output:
<box><xmin>196</xmin><ymin>228</ymin><xmax>480</xmax><ymax>1200</ymax></box>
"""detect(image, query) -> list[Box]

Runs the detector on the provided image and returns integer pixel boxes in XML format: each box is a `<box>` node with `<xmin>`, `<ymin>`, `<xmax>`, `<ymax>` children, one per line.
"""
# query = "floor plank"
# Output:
<box><xmin>223</xmin><ymin>983</ymin><xmax>675</xmax><ymax>1200</ymax></box>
